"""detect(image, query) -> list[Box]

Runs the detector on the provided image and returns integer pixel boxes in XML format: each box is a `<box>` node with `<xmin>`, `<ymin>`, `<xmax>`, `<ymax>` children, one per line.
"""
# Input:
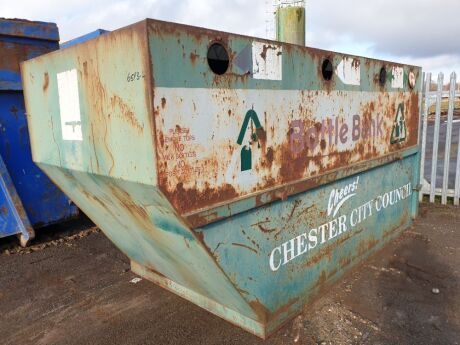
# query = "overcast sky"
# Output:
<box><xmin>2</xmin><ymin>0</ymin><xmax>459</xmax><ymax>78</ymax></box>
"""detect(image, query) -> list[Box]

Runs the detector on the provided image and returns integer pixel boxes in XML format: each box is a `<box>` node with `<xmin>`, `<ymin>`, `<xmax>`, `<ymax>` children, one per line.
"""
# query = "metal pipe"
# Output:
<box><xmin>275</xmin><ymin>2</ymin><xmax>305</xmax><ymax>45</ymax></box>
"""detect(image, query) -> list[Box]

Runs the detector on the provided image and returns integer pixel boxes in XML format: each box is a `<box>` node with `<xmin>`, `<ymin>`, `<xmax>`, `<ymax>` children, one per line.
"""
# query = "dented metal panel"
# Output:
<box><xmin>21</xmin><ymin>19</ymin><xmax>421</xmax><ymax>338</ymax></box>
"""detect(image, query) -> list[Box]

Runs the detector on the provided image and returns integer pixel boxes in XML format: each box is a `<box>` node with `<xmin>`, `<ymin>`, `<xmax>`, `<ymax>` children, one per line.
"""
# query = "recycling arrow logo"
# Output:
<box><xmin>390</xmin><ymin>103</ymin><xmax>407</xmax><ymax>144</ymax></box>
<box><xmin>237</xmin><ymin>109</ymin><xmax>264</xmax><ymax>172</ymax></box>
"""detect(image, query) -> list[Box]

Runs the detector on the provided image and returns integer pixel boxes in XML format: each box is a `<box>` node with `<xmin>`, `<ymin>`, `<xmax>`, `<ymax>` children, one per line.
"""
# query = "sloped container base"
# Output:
<box><xmin>22</xmin><ymin>19</ymin><xmax>421</xmax><ymax>338</ymax></box>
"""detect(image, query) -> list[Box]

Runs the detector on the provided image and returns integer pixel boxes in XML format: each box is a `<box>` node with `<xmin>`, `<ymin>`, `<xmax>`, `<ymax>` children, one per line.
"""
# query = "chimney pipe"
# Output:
<box><xmin>275</xmin><ymin>1</ymin><xmax>306</xmax><ymax>46</ymax></box>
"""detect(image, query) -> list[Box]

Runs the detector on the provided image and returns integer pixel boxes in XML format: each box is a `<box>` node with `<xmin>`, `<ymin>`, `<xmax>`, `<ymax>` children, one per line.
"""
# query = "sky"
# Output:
<box><xmin>1</xmin><ymin>0</ymin><xmax>459</xmax><ymax>79</ymax></box>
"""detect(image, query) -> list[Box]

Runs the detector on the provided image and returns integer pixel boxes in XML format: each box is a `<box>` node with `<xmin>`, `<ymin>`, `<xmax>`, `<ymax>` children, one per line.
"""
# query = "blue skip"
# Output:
<box><xmin>0</xmin><ymin>18</ymin><xmax>78</xmax><ymax>246</ymax></box>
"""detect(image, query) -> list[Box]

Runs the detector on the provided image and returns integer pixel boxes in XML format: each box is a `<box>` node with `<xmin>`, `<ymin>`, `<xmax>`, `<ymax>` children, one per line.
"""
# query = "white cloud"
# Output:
<box><xmin>0</xmin><ymin>0</ymin><xmax>266</xmax><ymax>41</ymax></box>
<box><xmin>305</xmin><ymin>0</ymin><xmax>460</xmax><ymax>75</ymax></box>
<box><xmin>0</xmin><ymin>0</ymin><xmax>458</xmax><ymax>75</ymax></box>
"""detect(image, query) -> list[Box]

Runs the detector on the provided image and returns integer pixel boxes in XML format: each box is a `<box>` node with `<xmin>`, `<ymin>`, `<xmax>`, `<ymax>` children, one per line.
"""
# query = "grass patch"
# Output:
<box><xmin>428</xmin><ymin>98</ymin><xmax>460</xmax><ymax>115</ymax></box>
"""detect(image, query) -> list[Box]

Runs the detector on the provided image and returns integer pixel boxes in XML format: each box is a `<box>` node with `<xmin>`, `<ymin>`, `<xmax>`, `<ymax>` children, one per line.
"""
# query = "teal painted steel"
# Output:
<box><xmin>198</xmin><ymin>154</ymin><xmax>418</xmax><ymax>332</ymax></box>
<box><xmin>148</xmin><ymin>22</ymin><xmax>421</xmax><ymax>92</ymax></box>
<box><xmin>21</xmin><ymin>19</ymin><xmax>422</xmax><ymax>338</ymax></box>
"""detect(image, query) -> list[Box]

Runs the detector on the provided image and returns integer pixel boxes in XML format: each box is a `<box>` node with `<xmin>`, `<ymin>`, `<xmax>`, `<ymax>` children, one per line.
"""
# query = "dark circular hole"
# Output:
<box><xmin>321</xmin><ymin>59</ymin><xmax>333</xmax><ymax>81</ymax></box>
<box><xmin>379</xmin><ymin>67</ymin><xmax>387</xmax><ymax>86</ymax></box>
<box><xmin>207</xmin><ymin>43</ymin><xmax>229</xmax><ymax>75</ymax></box>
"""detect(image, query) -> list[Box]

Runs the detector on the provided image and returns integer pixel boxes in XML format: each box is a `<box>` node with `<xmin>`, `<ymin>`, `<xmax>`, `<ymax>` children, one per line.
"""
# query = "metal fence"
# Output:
<box><xmin>420</xmin><ymin>72</ymin><xmax>460</xmax><ymax>205</ymax></box>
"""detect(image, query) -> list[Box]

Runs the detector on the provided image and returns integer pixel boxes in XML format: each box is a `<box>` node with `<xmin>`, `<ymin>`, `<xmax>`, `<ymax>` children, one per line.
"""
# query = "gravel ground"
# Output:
<box><xmin>0</xmin><ymin>203</ymin><xmax>458</xmax><ymax>345</ymax></box>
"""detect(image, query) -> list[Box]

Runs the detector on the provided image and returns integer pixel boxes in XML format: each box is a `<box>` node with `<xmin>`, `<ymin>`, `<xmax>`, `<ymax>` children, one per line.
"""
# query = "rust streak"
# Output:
<box><xmin>252</xmin><ymin>220</ymin><xmax>278</xmax><ymax>234</ymax></box>
<box><xmin>231</xmin><ymin>242</ymin><xmax>258</xmax><ymax>255</ymax></box>
<box><xmin>42</xmin><ymin>72</ymin><xmax>49</xmax><ymax>91</ymax></box>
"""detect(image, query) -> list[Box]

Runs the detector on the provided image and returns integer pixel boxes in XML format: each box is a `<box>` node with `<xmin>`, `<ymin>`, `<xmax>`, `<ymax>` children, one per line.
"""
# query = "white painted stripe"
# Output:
<box><xmin>455</xmin><ymin>77</ymin><xmax>460</xmax><ymax>205</ymax></box>
<box><xmin>57</xmin><ymin>69</ymin><xmax>82</xmax><ymax>141</ymax></box>
<box><xmin>442</xmin><ymin>73</ymin><xmax>456</xmax><ymax>204</ymax></box>
<box><xmin>455</xmin><ymin>138</ymin><xmax>460</xmax><ymax>205</ymax></box>
<box><xmin>430</xmin><ymin>73</ymin><xmax>443</xmax><ymax>203</ymax></box>
<box><xmin>419</xmin><ymin>73</ymin><xmax>431</xmax><ymax>202</ymax></box>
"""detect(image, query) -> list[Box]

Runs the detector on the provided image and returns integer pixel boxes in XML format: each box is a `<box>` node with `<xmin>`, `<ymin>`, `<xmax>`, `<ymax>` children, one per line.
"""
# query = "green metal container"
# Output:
<box><xmin>21</xmin><ymin>19</ymin><xmax>422</xmax><ymax>338</ymax></box>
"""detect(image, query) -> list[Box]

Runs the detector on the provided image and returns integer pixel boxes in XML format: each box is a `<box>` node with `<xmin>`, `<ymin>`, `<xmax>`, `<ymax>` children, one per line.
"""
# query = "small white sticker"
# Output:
<box><xmin>57</xmin><ymin>69</ymin><xmax>82</xmax><ymax>141</ymax></box>
<box><xmin>252</xmin><ymin>41</ymin><xmax>282</xmax><ymax>80</ymax></box>
<box><xmin>335</xmin><ymin>57</ymin><xmax>361</xmax><ymax>86</ymax></box>
<box><xmin>391</xmin><ymin>67</ymin><xmax>404</xmax><ymax>89</ymax></box>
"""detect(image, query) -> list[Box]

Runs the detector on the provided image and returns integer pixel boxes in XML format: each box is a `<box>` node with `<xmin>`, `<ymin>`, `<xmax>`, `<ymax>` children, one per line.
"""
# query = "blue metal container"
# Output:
<box><xmin>60</xmin><ymin>29</ymin><xmax>109</xmax><ymax>49</ymax></box>
<box><xmin>0</xmin><ymin>19</ymin><xmax>78</xmax><ymax>245</ymax></box>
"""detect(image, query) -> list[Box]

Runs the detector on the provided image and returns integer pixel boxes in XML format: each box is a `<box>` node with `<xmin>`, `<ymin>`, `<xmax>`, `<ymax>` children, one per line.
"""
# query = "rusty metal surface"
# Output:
<box><xmin>198</xmin><ymin>155</ymin><xmax>418</xmax><ymax>334</ymax></box>
<box><xmin>186</xmin><ymin>147</ymin><xmax>417</xmax><ymax>228</ymax></box>
<box><xmin>22</xmin><ymin>21</ymin><xmax>157</xmax><ymax>186</ymax></box>
<box><xmin>147</xmin><ymin>20</ymin><xmax>421</xmax><ymax>218</ymax></box>
<box><xmin>21</xmin><ymin>18</ymin><xmax>422</xmax><ymax>338</ymax></box>
<box><xmin>276</xmin><ymin>3</ymin><xmax>306</xmax><ymax>46</ymax></box>
<box><xmin>0</xmin><ymin>18</ymin><xmax>59</xmax><ymax>41</ymax></box>
<box><xmin>0</xmin><ymin>19</ymin><xmax>59</xmax><ymax>90</ymax></box>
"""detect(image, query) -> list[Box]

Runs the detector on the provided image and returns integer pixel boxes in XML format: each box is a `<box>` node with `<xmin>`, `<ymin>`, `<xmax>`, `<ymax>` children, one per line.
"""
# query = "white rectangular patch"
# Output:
<box><xmin>57</xmin><ymin>69</ymin><xmax>82</xmax><ymax>141</ymax></box>
<box><xmin>335</xmin><ymin>57</ymin><xmax>361</xmax><ymax>86</ymax></box>
<box><xmin>391</xmin><ymin>67</ymin><xmax>404</xmax><ymax>89</ymax></box>
<box><xmin>252</xmin><ymin>41</ymin><xmax>282</xmax><ymax>80</ymax></box>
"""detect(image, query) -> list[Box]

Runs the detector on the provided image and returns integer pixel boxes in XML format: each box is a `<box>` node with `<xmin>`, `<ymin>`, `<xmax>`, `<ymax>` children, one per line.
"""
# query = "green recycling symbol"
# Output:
<box><xmin>390</xmin><ymin>103</ymin><xmax>407</xmax><ymax>144</ymax></box>
<box><xmin>237</xmin><ymin>109</ymin><xmax>264</xmax><ymax>172</ymax></box>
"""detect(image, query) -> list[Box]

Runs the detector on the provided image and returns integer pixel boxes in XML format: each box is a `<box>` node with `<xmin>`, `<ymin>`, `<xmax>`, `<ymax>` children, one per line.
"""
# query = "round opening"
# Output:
<box><xmin>321</xmin><ymin>59</ymin><xmax>334</xmax><ymax>81</ymax></box>
<box><xmin>379</xmin><ymin>67</ymin><xmax>387</xmax><ymax>86</ymax></box>
<box><xmin>207</xmin><ymin>43</ymin><xmax>229</xmax><ymax>75</ymax></box>
<box><xmin>408</xmin><ymin>71</ymin><xmax>416</xmax><ymax>89</ymax></box>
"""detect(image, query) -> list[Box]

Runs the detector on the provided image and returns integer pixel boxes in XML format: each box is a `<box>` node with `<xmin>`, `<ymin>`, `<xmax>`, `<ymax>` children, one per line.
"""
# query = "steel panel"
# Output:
<box><xmin>199</xmin><ymin>155</ymin><xmax>417</xmax><ymax>333</ymax></box>
<box><xmin>0</xmin><ymin>153</ymin><xmax>34</xmax><ymax>244</ymax></box>
<box><xmin>21</xmin><ymin>19</ymin><xmax>422</xmax><ymax>338</ymax></box>
<box><xmin>0</xmin><ymin>19</ymin><xmax>77</xmax><ymax>243</ymax></box>
<box><xmin>60</xmin><ymin>29</ymin><xmax>109</xmax><ymax>49</ymax></box>
<box><xmin>0</xmin><ymin>92</ymin><xmax>78</xmax><ymax>227</ymax></box>
<box><xmin>0</xmin><ymin>18</ymin><xmax>59</xmax><ymax>41</ymax></box>
<box><xmin>147</xmin><ymin>20</ymin><xmax>420</xmax><ymax>217</ymax></box>
<box><xmin>0</xmin><ymin>18</ymin><xmax>59</xmax><ymax>91</ymax></box>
